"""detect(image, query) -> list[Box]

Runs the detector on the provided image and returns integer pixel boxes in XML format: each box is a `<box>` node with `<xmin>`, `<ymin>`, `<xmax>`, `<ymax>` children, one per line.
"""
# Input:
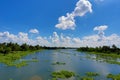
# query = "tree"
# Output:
<box><xmin>20</xmin><ymin>43</ymin><xmax>29</xmax><ymax>51</ymax></box>
<box><xmin>0</xmin><ymin>47</ymin><xmax>4</xmax><ymax>53</ymax></box>
<box><xmin>4</xmin><ymin>47</ymin><xmax>11</xmax><ymax>55</ymax></box>
<box><xmin>112</xmin><ymin>44</ymin><xmax>118</xmax><ymax>52</ymax></box>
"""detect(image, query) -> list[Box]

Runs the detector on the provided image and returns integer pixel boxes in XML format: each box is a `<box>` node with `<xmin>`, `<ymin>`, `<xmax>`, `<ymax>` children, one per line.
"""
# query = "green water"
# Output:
<box><xmin>0</xmin><ymin>49</ymin><xmax>120</xmax><ymax>80</ymax></box>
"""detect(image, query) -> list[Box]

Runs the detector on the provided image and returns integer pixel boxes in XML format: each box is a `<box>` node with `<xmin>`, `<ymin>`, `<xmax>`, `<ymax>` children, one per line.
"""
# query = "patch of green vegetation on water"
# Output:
<box><xmin>51</xmin><ymin>70</ymin><xmax>75</xmax><ymax>79</ymax></box>
<box><xmin>77</xmin><ymin>72</ymin><xmax>99</xmax><ymax>80</ymax></box>
<box><xmin>0</xmin><ymin>50</ymin><xmax>39</xmax><ymax>68</ymax></box>
<box><xmin>105</xmin><ymin>60</ymin><xmax>120</xmax><ymax>65</ymax></box>
<box><xmin>107</xmin><ymin>73</ymin><xmax>120</xmax><ymax>80</ymax></box>
<box><xmin>77</xmin><ymin>46</ymin><xmax>120</xmax><ymax>65</ymax></box>
<box><xmin>9</xmin><ymin>78</ymin><xmax>13</xmax><ymax>80</ymax></box>
<box><xmin>14</xmin><ymin>61</ymin><xmax>28</xmax><ymax>68</ymax></box>
<box><xmin>92</xmin><ymin>52</ymin><xmax>120</xmax><ymax>58</ymax></box>
<box><xmin>80</xmin><ymin>52</ymin><xmax>120</xmax><ymax>65</ymax></box>
<box><xmin>86</xmin><ymin>72</ymin><xmax>99</xmax><ymax>77</ymax></box>
<box><xmin>81</xmin><ymin>77</ymin><xmax>94</xmax><ymax>80</ymax></box>
<box><xmin>52</xmin><ymin>62</ymin><xmax>66</xmax><ymax>65</ymax></box>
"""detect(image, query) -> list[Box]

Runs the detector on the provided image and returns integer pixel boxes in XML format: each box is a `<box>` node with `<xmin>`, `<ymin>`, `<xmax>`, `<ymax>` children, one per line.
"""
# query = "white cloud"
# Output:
<box><xmin>29</xmin><ymin>29</ymin><xmax>39</xmax><ymax>34</ymax></box>
<box><xmin>18</xmin><ymin>32</ymin><xmax>29</xmax><ymax>44</ymax></box>
<box><xmin>55</xmin><ymin>13</ymin><xmax>76</xmax><ymax>30</ymax></box>
<box><xmin>0</xmin><ymin>26</ymin><xmax>120</xmax><ymax>48</ymax></box>
<box><xmin>55</xmin><ymin>0</ymin><xmax>92</xmax><ymax>30</ymax></box>
<box><xmin>0</xmin><ymin>31</ymin><xmax>18</xmax><ymax>43</ymax></box>
<box><xmin>94</xmin><ymin>25</ymin><xmax>108</xmax><ymax>41</ymax></box>
<box><xmin>51</xmin><ymin>32</ymin><xmax>60</xmax><ymax>44</ymax></box>
<box><xmin>94</xmin><ymin>25</ymin><xmax>108</xmax><ymax>31</ymax></box>
<box><xmin>73</xmin><ymin>38</ymin><xmax>81</xmax><ymax>43</ymax></box>
<box><xmin>73</xmin><ymin>0</ymin><xmax>92</xmax><ymax>16</ymax></box>
<box><xmin>36</xmin><ymin>36</ymin><xmax>50</xmax><ymax>46</ymax></box>
<box><xmin>83</xmin><ymin>35</ymin><xmax>99</xmax><ymax>41</ymax></box>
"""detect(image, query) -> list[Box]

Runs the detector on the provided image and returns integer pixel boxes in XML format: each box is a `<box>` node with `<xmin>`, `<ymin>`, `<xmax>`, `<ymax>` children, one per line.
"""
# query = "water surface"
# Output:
<box><xmin>0</xmin><ymin>49</ymin><xmax>120</xmax><ymax>80</ymax></box>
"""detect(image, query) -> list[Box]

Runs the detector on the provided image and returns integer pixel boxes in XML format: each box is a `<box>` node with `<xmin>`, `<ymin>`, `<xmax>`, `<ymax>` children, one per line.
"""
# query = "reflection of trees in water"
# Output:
<box><xmin>30</xmin><ymin>75</ymin><xmax>42</xmax><ymax>80</ymax></box>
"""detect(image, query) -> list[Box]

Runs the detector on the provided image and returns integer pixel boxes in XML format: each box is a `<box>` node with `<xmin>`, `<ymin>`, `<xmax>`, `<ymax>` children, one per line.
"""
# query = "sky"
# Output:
<box><xmin>0</xmin><ymin>0</ymin><xmax>120</xmax><ymax>47</ymax></box>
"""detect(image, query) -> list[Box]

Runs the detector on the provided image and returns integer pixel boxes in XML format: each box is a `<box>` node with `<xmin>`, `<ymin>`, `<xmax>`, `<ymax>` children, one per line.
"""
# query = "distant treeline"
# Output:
<box><xmin>77</xmin><ymin>45</ymin><xmax>120</xmax><ymax>55</ymax></box>
<box><xmin>0</xmin><ymin>42</ymin><xmax>43</xmax><ymax>55</ymax></box>
<box><xmin>0</xmin><ymin>42</ymin><xmax>75</xmax><ymax>55</ymax></box>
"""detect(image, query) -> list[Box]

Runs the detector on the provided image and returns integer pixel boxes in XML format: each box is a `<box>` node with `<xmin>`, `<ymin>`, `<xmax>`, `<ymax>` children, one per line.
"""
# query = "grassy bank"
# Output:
<box><xmin>0</xmin><ymin>50</ymin><xmax>40</xmax><ymax>68</ymax></box>
<box><xmin>77</xmin><ymin>46</ymin><xmax>120</xmax><ymax>65</ymax></box>
<box><xmin>77</xmin><ymin>50</ymin><xmax>120</xmax><ymax>65</ymax></box>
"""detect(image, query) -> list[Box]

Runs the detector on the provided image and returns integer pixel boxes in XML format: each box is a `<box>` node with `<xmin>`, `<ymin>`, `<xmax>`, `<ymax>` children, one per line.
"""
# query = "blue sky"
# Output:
<box><xmin>0</xmin><ymin>0</ymin><xmax>120</xmax><ymax>47</ymax></box>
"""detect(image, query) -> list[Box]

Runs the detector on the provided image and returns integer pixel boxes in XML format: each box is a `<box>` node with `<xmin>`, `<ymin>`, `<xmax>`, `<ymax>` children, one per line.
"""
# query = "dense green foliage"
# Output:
<box><xmin>77</xmin><ymin>45</ymin><xmax>120</xmax><ymax>54</ymax></box>
<box><xmin>0</xmin><ymin>42</ymin><xmax>43</xmax><ymax>55</ymax></box>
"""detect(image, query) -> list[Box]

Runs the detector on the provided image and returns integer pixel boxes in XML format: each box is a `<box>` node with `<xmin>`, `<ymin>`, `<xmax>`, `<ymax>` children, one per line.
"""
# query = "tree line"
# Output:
<box><xmin>0</xmin><ymin>42</ymin><xmax>72</xmax><ymax>55</ymax></box>
<box><xmin>0</xmin><ymin>42</ymin><xmax>43</xmax><ymax>55</ymax></box>
<box><xmin>77</xmin><ymin>45</ymin><xmax>120</xmax><ymax>55</ymax></box>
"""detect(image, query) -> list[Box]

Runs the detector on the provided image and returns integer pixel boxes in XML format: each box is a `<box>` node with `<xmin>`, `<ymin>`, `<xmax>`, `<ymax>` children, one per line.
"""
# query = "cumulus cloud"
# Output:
<box><xmin>36</xmin><ymin>36</ymin><xmax>50</xmax><ymax>46</ymax></box>
<box><xmin>94</xmin><ymin>25</ymin><xmax>108</xmax><ymax>41</ymax></box>
<box><xmin>83</xmin><ymin>35</ymin><xmax>99</xmax><ymax>41</ymax></box>
<box><xmin>61</xmin><ymin>34</ymin><xmax>72</xmax><ymax>47</ymax></box>
<box><xmin>0</xmin><ymin>25</ymin><xmax>120</xmax><ymax>47</ymax></box>
<box><xmin>73</xmin><ymin>0</ymin><xmax>92</xmax><ymax>16</ymax></box>
<box><xmin>29</xmin><ymin>29</ymin><xmax>39</xmax><ymax>34</ymax></box>
<box><xmin>73</xmin><ymin>38</ymin><xmax>81</xmax><ymax>43</ymax></box>
<box><xmin>18</xmin><ymin>32</ymin><xmax>30</xmax><ymax>44</ymax></box>
<box><xmin>55</xmin><ymin>0</ymin><xmax>92</xmax><ymax>30</ymax></box>
<box><xmin>1</xmin><ymin>32</ymin><xmax>49</xmax><ymax>46</ymax></box>
<box><xmin>55</xmin><ymin>13</ymin><xmax>76</xmax><ymax>30</ymax></box>
<box><xmin>0</xmin><ymin>31</ymin><xmax>17</xmax><ymax>43</ymax></box>
<box><xmin>51</xmin><ymin>32</ymin><xmax>60</xmax><ymax>46</ymax></box>
<box><xmin>94</xmin><ymin>25</ymin><xmax>108</xmax><ymax>31</ymax></box>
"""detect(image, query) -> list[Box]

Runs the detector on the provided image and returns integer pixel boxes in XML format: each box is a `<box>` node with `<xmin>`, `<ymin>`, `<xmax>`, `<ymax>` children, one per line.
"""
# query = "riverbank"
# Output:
<box><xmin>77</xmin><ymin>49</ymin><xmax>120</xmax><ymax>65</ymax></box>
<box><xmin>77</xmin><ymin>45</ymin><xmax>120</xmax><ymax>58</ymax></box>
<box><xmin>0</xmin><ymin>50</ymin><xmax>40</xmax><ymax>68</ymax></box>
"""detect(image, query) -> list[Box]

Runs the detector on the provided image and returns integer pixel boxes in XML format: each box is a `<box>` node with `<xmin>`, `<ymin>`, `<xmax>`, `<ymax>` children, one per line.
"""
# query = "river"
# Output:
<box><xmin>0</xmin><ymin>49</ymin><xmax>120</xmax><ymax>80</ymax></box>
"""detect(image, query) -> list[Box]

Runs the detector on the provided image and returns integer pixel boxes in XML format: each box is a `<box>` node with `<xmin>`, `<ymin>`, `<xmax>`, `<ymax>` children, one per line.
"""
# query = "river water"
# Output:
<box><xmin>0</xmin><ymin>49</ymin><xmax>120</xmax><ymax>80</ymax></box>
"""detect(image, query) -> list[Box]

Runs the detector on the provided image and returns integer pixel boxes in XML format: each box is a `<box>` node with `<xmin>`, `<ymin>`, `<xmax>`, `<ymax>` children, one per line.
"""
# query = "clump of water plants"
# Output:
<box><xmin>81</xmin><ymin>77</ymin><xmax>94</xmax><ymax>80</ymax></box>
<box><xmin>86</xmin><ymin>72</ymin><xmax>99</xmax><ymax>77</ymax></box>
<box><xmin>76</xmin><ymin>72</ymin><xmax>99</xmax><ymax>80</ymax></box>
<box><xmin>106</xmin><ymin>60</ymin><xmax>120</xmax><ymax>65</ymax></box>
<box><xmin>52</xmin><ymin>62</ymin><xmax>66</xmax><ymax>65</ymax></box>
<box><xmin>51</xmin><ymin>70</ymin><xmax>75</xmax><ymax>79</ymax></box>
<box><xmin>9</xmin><ymin>78</ymin><xmax>13</xmax><ymax>80</ymax></box>
<box><xmin>0</xmin><ymin>51</ymin><xmax>40</xmax><ymax>68</ymax></box>
<box><xmin>107</xmin><ymin>73</ymin><xmax>120</xmax><ymax>80</ymax></box>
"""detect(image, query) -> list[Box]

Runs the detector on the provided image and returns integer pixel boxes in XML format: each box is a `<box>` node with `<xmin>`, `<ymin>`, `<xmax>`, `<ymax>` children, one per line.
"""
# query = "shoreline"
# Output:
<box><xmin>0</xmin><ymin>50</ymin><xmax>41</xmax><ymax>68</ymax></box>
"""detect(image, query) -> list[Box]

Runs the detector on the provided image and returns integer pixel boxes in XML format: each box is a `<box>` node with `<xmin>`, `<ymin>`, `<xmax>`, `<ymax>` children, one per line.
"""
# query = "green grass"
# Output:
<box><xmin>0</xmin><ymin>50</ymin><xmax>40</xmax><ymax>68</ymax></box>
